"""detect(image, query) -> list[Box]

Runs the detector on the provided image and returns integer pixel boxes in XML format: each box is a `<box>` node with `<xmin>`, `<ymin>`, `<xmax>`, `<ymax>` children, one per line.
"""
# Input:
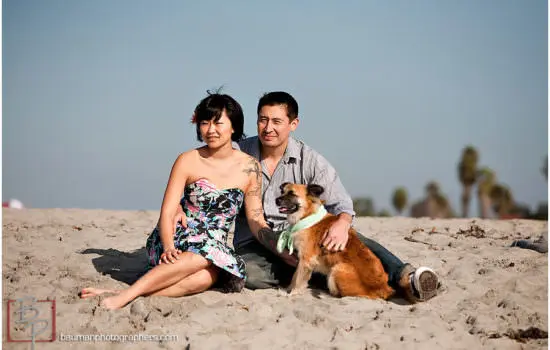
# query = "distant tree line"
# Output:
<box><xmin>352</xmin><ymin>147</ymin><xmax>547</xmax><ymax>220</ymax></box>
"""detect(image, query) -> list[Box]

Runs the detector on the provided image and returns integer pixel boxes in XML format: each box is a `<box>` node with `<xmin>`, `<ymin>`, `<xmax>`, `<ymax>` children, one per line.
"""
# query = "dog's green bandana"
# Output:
<box><xmin>276</xmin><ymin>206</ymin><xmax>328</xmax><ymax>255</ymax></box>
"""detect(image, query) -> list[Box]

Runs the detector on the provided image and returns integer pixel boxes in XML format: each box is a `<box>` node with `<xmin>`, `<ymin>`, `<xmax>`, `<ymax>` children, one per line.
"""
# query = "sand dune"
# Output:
<box><xmin>2</xmin><ymin>208</ymin><xmax>547</xmax><ymax>349</ymax></box>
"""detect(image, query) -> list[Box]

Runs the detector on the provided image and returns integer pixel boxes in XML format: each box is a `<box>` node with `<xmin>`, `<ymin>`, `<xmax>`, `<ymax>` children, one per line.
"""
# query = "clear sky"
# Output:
<box><xmin>3</xmin><ymin>0</ymin><xmax>548</xmax><ymax>216</ymax></box>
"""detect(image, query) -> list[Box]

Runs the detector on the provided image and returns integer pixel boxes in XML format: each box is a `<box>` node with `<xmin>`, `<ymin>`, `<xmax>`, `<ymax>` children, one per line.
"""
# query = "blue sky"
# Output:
<box><xmin>3</xmin><ymin>0</ymin><xmax>548</xmax><ymax>216</ymax></box>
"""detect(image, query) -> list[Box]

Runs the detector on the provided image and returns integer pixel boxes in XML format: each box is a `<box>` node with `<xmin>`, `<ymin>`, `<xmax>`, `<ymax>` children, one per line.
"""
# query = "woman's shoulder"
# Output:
<box><xmin>178</xmin><ymin>147</ymin><xmax>205</xmax><ymax>159</ymax></box>
<box><xmin>172</xmin><ymin>148</ymin><xmax>203</xmax><ymax>166</ymax></box>
<box><xmin>232</xmin><ymin>151</ymin><xmax>260</xmax><ymax>184</ymax></box>
<box><xmin>233</xmin><ymin>149</ymin><xmax>260</xmax><ymax>167</ymax></box>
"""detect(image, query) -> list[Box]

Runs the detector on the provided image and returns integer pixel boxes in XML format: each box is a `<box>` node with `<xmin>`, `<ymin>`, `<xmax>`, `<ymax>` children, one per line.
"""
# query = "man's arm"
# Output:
<box><xmin>242</xmin><ymin>156</ymin><xmax>298</xmax><ymax>266</ymax></box>
<box><xmin>256</xmin><ymin>227</ymin><xmax>298</xmax><ymax>266</ymax></box>
<box><xmin>306</xmin><ymin>149</ymin><xmax>355</xmax><ymax>250</ymax></box>
<box><xmin>336</xmin><ymin>212</ymin><xmax>353</xmax><ymax>224</ymax></box>
<box><xmin>307</xmin><ymin>151</ymin><xmax>355</xmax><ymax>218</ymax></box>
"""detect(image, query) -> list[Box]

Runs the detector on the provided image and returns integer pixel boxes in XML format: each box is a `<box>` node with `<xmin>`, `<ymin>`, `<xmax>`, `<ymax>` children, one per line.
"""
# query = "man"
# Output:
<box><xmin>179</xmin><ymin>91</ymin><xmax>439</xmax><ymax>302</ymax></box>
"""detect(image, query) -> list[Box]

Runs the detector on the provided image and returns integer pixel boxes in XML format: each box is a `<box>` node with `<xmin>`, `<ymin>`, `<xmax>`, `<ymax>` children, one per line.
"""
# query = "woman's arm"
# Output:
<box><xmin>158</xmin><ymin>152</ymin><xmax>189</xmax><ymax>262</ymax></box>
<box><xmin>242</xmin><ymin>157</ymin><xmax>298</xmax><ymax>267</ymax></box>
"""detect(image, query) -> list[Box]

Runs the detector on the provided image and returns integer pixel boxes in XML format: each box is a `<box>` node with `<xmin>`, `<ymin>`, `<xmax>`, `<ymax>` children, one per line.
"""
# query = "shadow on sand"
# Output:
<box><xmin>80</xmin><ymin>247</ymin><xmax>149</xmax><ymax>285</ymax></box>
<box><xmin>79</xmin><ymin>248</ymin><xmax>415</xmax><ymax>304</ymax></box>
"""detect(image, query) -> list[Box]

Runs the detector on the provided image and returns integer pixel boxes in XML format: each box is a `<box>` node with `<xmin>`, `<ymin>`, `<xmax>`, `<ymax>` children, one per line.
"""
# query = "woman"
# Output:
<box><xmin>81</xmin><ymin>92</ymin><xmax>269</xmax><ymax>309</ymax></box>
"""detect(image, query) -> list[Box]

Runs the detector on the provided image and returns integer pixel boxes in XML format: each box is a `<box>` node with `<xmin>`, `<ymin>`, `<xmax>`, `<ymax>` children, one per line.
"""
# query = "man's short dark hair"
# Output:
<box><xmin>257</xmin><ymin>91</ymin><xmax>299</xmax><ymax>121</ymax></box>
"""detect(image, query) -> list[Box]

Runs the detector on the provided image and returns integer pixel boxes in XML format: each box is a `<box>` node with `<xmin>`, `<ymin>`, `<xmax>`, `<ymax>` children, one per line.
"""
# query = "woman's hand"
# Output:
<box><xmin>159</xmin><ymin>247</ymin><xmax>182</xmax><ymax>264</ymax></box>
<box><xmin>173</xmin><ymin>205</ymin><xmax>188</xmax><ymax>232</ymax></box>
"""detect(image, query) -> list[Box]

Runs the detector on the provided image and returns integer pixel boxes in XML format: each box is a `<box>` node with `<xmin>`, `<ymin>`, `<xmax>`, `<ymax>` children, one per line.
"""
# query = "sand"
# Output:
<box><xmin>2</xmin><ymin>208</ymin><xmax>548</xmax><ymax>349</ymax></box>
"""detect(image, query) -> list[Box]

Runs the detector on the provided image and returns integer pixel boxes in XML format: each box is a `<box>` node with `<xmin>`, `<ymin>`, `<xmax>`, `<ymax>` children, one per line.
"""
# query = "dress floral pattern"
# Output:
<box><xmin>146</xmin><ymin>178</ymin><xmax>246</xmax><ymax>292</ymax></box>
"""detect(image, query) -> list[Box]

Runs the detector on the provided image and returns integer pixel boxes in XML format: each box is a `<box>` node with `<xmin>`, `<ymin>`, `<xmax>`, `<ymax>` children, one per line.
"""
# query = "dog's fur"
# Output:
<box><xmin>276</xmin><ymin>183</ymin><xmax>394</xmax><ymax>299</ymax></box>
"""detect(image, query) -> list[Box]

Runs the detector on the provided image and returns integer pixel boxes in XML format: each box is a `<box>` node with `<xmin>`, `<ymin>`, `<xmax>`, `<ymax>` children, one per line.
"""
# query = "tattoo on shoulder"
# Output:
<box><xmin>243</xmin><ymin>157</ymin><xmax>261</xmax><ymax>180</ymax></box>
<box><xmin>243</xmin><ymin>157</ymin><xmax>262</xmax><ymax>197</ymax></box>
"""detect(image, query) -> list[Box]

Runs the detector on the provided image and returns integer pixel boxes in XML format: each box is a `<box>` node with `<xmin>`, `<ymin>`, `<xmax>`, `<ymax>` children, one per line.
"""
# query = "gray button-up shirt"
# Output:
<box><xmin>233</xmin><ymin>136</ymin><xmax>355</xmax><ymax>249</ymax></box>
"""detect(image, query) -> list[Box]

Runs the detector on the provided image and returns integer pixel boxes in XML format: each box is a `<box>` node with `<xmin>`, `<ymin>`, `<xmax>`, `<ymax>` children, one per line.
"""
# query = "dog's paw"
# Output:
<box><xmin>287</xmin><ymin>287</ymin><xmax>306</xmax><ymax>296</ymax></box>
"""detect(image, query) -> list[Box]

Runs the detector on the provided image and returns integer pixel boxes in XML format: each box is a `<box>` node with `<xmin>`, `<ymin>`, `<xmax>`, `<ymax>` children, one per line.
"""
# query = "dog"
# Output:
<box><xmin>275</xmin><ymin>183</ymin><xmax>394</xmax><ymax>300</ymax></box>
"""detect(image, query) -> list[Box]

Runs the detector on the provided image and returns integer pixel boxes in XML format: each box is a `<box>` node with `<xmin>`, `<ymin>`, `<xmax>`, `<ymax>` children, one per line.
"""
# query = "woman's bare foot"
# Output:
<box><xmin>100</xmin><ymin>292</ymin><xmax>133</xmax><ymax>310</ymax></box>
<box><xmin>79</xmin><ymin>288</ymin><xmax>119</xmax><ymax>299</ymax></box>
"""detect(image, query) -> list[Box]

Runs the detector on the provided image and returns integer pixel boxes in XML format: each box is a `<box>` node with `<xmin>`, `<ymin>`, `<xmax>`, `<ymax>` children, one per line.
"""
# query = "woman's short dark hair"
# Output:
<box><xmin>193</xmin><ymin>91</ymin><xmax>245</xmax><ymax>142</ymax></box>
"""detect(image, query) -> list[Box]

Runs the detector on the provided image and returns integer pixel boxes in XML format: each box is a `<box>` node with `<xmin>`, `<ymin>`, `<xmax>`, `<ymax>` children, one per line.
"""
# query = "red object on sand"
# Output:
<box><xmin>2</xmin><ymin>199</ymin><xmax>24</xmax><ymax>209</ymax></box>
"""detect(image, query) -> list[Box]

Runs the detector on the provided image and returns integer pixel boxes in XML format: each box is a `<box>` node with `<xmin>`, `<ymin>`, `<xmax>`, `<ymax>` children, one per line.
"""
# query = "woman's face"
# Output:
<box><xmin>199</xmin><ymin>110</ymin><xmax>234</xmax><ymax>148</ymax></box>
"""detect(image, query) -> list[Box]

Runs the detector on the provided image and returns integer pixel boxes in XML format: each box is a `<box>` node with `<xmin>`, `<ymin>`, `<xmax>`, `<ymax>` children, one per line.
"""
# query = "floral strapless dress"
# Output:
<box><xmin>146</xmin><ymin>179</ymin><xmax>246</xmax><ymax>292</ymax></box>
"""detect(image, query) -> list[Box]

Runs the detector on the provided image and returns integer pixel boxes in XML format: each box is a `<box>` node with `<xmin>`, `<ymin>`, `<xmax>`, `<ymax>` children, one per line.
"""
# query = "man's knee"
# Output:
<box><xmin>356</xmin><ymin>231</ymin><xmax>368</xmax><ymax>246</ymax></box>
<box><xmin>237</xmin><ymin>242</ymin><xmax>294</xmax><ymax>290</ymax></box>
<box><xmin>243</xmin><ymin>257</ymin><xmax>279</xmax><ymax>290</ymax></box>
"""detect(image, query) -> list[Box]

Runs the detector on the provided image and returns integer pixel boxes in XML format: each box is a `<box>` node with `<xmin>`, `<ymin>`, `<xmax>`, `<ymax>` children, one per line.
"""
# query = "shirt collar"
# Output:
<box><xmin>283</xmin><ymin>136</ymin><xmax>301</xmax><ymax>164</ymax></box>
<box><xmin>251</xmin><ymin>136</ymin><xmax>301</xmax><ymax>164</ymax></box>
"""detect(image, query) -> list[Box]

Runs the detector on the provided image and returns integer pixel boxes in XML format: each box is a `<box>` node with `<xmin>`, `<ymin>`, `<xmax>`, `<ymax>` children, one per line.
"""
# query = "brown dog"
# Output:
<box><xmin>275</xmin><ymin>183</ymin><xmax>394</xmax><ymax>299</ymax></box>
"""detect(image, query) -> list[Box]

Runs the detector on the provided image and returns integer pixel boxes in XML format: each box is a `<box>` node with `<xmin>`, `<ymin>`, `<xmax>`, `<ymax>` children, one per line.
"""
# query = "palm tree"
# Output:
<box><xmin>391</xmin><ymin>187</ymin><xmax>408</xmax><ymax>215</ymax></box>
<box><xmin>426</xmin><ymin>181</ymin><xmax>453</xmax><ymax>218</ymax></box>
<box><xmin>458</xmin><ymin>146</ymin><xmax>479</xmax><ymax>218</ymax></box>
<box><xmin>425</xmin><ymin>181</ymin><xmax>440</xmax><ymax>197</ymax></box>
<box><xmin>477</xmin><ymin>167</ymin><xmax>495</xmax><ymax>218</ymax></box>
<box><xmin>490</xmin><ymin>183</ymin><xmax>514</xmax><ymax>218</ymax></box>
<box><xmin>353</xmin><ymin>197</ymin><xmax>375</xmax><ymax>217</ymax></box>
<box><xmin>409</xmin><ymin>181</ymin><xmax>453</xmax><ymax>218</ymax></box>
<box><xmin>434</xmin><ymin>194</ymin><xmax>453</xmax><ymax>218</ymax></box>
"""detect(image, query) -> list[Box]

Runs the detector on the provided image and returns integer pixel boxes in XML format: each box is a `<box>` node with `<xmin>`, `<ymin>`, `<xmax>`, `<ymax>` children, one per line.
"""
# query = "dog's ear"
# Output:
<box><xmin>280</xmin><ymin>182</ymin><xmax>291</xmax><ymax>192</ymax></box>
<box><xmin>307</xmin><ymin>184</ymin><xmax>324</xmax><ymax>198</ymax></box>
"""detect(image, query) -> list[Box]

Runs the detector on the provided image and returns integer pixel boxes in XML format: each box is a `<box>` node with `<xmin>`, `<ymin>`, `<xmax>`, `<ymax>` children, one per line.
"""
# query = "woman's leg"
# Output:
<box><xmin>148</xmin><ymin>265</ymin><xmax>219</xmax><ymax>297</ymax></box>
<box><xmin>80</xmin><ymin>265</ymin><xmax>219</xmax><ymax>299</ymax></box>
<box><xmin>97</xmin><ymin>252</ymin><xmax>211</xmax><ymax>309</ymax></box>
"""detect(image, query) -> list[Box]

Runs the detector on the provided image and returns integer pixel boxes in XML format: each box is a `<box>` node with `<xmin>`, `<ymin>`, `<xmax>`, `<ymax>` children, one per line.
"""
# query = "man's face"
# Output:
<box><xmin>257</xmin><ymin>105</ymin><xmax>299</xmax><ymax>148</ymax></box>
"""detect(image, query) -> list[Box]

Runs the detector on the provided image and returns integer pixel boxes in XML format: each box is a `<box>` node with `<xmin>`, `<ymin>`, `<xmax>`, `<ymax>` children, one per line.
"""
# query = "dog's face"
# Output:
<box><xmin>275</xmin><ymin>183</ymin><xmax>324</xmax><ymax>223</ymax></box>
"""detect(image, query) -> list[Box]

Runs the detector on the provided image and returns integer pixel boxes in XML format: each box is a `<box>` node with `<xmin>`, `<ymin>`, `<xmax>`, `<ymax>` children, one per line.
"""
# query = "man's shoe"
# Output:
<box><xmin>412</xmin><ymin>266</ymin><xmax>439</xmax><ymax>301</ymax></box>
<box><xmin>399</xmin><ymin>265</ymin><xmax>439</xmax><ymax>303</ymax></box>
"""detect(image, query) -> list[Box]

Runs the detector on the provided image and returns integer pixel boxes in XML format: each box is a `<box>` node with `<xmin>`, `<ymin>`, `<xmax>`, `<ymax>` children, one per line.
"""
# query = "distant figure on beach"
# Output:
<box><xmin>81</xmin><ymin>91</ymin><xmax>276</xmax><ymax>309</ymax></box>
<box><xmin>510</xmin><ymin>231</ymin><xmax>548</xmax><ymax>253</ymax></box>
<box><xmin>2</xmin><ymin>198</ymin><xmax>25</xmax><ymax>209</ymax></box>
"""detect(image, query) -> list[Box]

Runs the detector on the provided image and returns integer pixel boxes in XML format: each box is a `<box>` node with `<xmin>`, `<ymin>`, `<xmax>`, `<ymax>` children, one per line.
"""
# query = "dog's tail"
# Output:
<box><xmin>375</xmin><ymin>283</ymin><xmax>395</xmax><ymax>300</ymax></box>
<box><xmin>360</xmin><ymin>275</ymin><xmax>395</xmax><ymax>300</ymax></box>
<box><xmin>352</xmin><ymin>236</ymin><xmax>395</xmax><ymax>300</ymax></box>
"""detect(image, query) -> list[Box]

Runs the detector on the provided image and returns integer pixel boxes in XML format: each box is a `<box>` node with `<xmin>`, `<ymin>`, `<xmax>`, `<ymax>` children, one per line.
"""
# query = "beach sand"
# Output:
<box><xmin>2</xmin><ymin>208</ymin><xmax>548</xmax><ymax>349</ymax></box>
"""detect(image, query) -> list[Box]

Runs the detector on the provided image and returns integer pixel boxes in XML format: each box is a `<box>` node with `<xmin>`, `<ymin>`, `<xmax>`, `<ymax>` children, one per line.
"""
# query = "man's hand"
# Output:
<box><xmin>283</xmin><ymin>251</ymin><xmax>299</xmax><ymax>267</ymax></box>
<box><xmin>173</xmin><ymin>205</ymin><xmax>188</xmax><ymax>232</ymax></box>
<box><xmin>256</xmin><ymin>227</ymin><xmax>299</xmax><ymax>267</ymax></box>
<box><xmin>321</xmin><ymin>216</ymin><xmax>351</xmax><ymax>251</ymax></box>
